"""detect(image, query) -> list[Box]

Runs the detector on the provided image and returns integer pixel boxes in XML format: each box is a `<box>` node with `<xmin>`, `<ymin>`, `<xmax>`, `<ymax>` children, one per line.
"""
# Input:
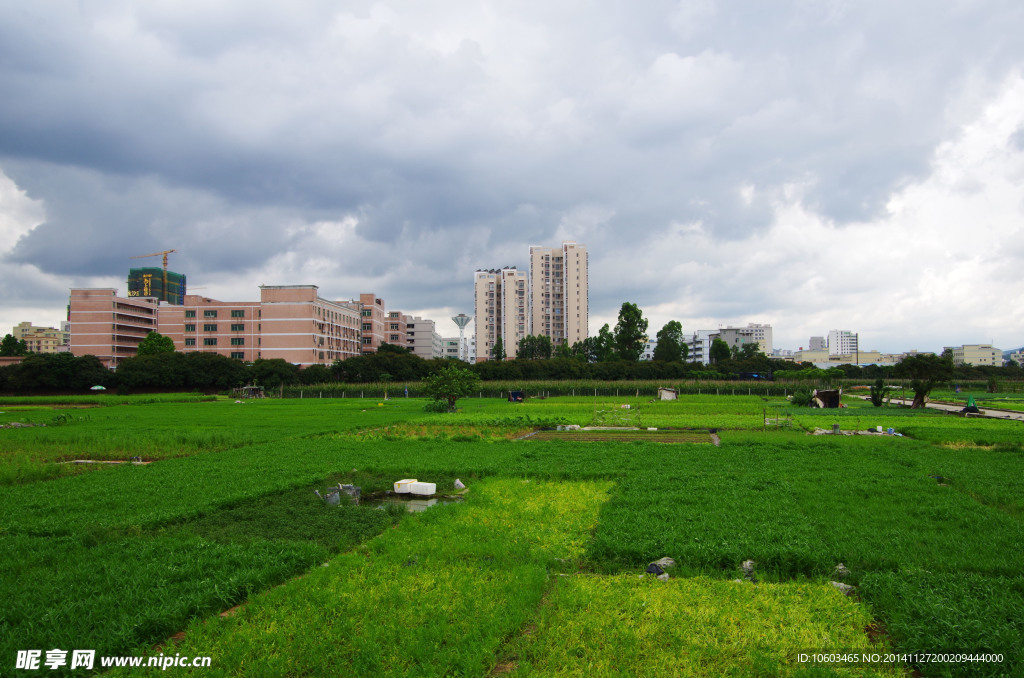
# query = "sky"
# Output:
<box><xmin>1</xmin><ymin>0</ymin><xmax>1023</xmax><ymax>354</ymax></box>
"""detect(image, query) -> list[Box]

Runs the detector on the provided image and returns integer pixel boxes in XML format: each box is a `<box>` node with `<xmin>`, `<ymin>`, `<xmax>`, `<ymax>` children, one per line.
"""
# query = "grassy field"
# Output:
<box><xmin>2</xmin><ymin>393</ymin><xmax>1021</xmax><ymax>676</ymax></box>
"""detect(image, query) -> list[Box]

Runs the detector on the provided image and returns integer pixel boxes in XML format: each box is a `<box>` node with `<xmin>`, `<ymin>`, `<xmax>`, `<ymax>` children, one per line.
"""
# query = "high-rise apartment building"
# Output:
<box><xmin>529</xmin><ymin>241</ymin><xmax>588</xmax><ymax>348</ymax></box>
<box><xmin>474</xmin><ymin>267</ymin><xmax>527</xmax><ymax>361</ymax></box>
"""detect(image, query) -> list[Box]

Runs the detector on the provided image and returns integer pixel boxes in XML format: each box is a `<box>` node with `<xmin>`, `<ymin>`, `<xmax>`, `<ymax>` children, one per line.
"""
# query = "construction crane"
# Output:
<box><xmin>130</xmin><ymin>249</ymin><xmax>179</xmax><ymax>302</ymax></box>
<box><xmin>131</xmin><ymin>249</ymin><xmax>177</xmax><ymax>271</ymax></box>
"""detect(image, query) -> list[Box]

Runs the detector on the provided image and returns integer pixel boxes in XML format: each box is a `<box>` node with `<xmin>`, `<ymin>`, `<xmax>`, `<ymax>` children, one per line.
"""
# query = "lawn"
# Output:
<box><xmin>2</xmin><ymin>393</ymin><xmax>1020</xmax><ymax>676</ymax></box>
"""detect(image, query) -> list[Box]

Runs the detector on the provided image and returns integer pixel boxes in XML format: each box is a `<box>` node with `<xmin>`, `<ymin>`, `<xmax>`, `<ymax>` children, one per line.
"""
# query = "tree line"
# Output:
<box><xmin>3</xmin><ymin>309</ymin><xmax>1020</xmax><ymax>394</ymax></box>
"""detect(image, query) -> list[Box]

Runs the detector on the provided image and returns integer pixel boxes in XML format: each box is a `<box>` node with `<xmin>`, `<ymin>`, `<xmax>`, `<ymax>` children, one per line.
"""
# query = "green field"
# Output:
<box><xmin>2</xmin><ymin>394</ymin><xmax>1021</xmax><ymax>676</ymax></box>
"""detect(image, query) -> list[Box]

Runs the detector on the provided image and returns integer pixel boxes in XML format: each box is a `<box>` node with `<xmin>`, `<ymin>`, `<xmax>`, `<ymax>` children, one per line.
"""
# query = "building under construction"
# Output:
<box><xmin>127</xmin><ymin>267</ymin><xmax>187</xmax><ymax>305</ymax></box>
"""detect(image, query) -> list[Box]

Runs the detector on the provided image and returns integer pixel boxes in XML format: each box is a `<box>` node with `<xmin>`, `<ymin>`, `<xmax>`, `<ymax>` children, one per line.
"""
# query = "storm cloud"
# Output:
<box><xmin>2</xmin><ymin>0</ymin><xmax>1023</xmax><ymax>351</ymax></box>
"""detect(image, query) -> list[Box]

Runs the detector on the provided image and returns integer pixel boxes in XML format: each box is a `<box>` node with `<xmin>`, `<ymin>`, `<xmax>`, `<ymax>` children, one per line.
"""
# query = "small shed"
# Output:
<box><xmin>658</xmin><ymin>387</ymin><xmax>678</xmax><ymax>401</ymax></box>
<box><xmin>812</xmin><ymin>389</ymin><xmax>841</xmax><ymax>408</ymax></box>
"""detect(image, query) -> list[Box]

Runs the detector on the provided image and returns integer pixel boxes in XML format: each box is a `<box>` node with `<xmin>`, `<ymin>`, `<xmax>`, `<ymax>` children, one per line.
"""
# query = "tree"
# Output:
<box><xmin>869</xmin><ymin>378</ymin><xmax>890</xmax><ymax>407</ymax></box>
<box><xmin>652</xmin><ymin>321</ymin><xmax>685</xmax><ymax>362</ymax></box>
<box><xmin>709</xmin><ymin>338</ymin><xmax>731</xmax><ymax>364</ymax></box>
<box><xmin>0</xmin><ymin>334</ymin><xmax>28</xmax><ymax>356</ymax></box>
<box><xmin>738</xmin><ymin>343</ymin><xmax>761</xmax><ymax>360</ymax></box>
<box><xmin>422</xmin><ymin>363</ymin><xmax>480</xmax><ymax>412</ymax></box>
<box><xmin>492</xmin><ymin>336</ymin><xmax>506</xmax><ymax>361</ymax></box>
<box><xmin>894</xmin><ymin>353</ymin><xmax>954</xmax><ymax>408</ymax></box>
<box><xmin>136</xmin><ymin>331</ymin><xmax>175</xmax><ymax>356</ymax></box>
<box><xmin>250</xmin><ymin>358</ymin><xmax>300</xmax><ymax>390</ymax></box>
<box><xmin>613</xmin><ymin>303</ymin><xmax>648</xmax><ymax>362</ymax></box>
<box><xmin>377</xmin><ymin>342</ymin><xmax>410</xmax><ymax>354</ymax></box>
<box><xmin>517</xmin><ymin>335</ymin><xmax>536</xmax><ymax>360</ymax></box>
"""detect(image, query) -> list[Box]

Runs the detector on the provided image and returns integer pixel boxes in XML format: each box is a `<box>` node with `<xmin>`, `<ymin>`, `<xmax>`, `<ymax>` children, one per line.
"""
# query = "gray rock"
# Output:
<box><xmin>656</xmin><ymin>572</ymin><xmax>669</xmax><ymax>582</ymax></box>
<box><xmin>830</xmin><ymin>581</ymin><xmax>856</xmax><ymax>596</ymax></box>
<box><xmin>834</xmin><ymin>563</ymin><xmax>851</xmax><ymax>579</ymax></box>
<box><xmin>651</xmin><ymin>557</ymin><xmax>676</xmax><ymax>569</ymax></box>
<box><xmin>740</xmin><ymin>559</ymin><xmax>758</xmax><ymax>583</ymax></box>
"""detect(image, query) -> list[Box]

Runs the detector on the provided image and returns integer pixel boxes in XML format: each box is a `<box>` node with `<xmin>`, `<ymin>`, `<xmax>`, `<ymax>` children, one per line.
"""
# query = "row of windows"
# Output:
<box><xmin>184</xmin><ymin>324</ymin><xmax>248</xmax><ymax>332</ymax></box>
<box><xmin>184</xmin><ymin>309</ymin><xmax>248</xmax><ymax>319</ymax></box>
<box><xmin>183</xmin><ymin>338</ymin><xmax>246</xmax><ymax>347</ymax></box>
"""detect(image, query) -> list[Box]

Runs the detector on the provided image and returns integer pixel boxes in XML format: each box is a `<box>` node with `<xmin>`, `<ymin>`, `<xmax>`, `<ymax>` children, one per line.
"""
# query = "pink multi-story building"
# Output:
<box><xmin>69</xmin><ymin>285</ymin><xmax>363</xmax><ymax>368</ymax></box>
<box><xmin>69</xmin><ymin>289</ymin><xmax>160</xmax><ymax>368</ymax></box>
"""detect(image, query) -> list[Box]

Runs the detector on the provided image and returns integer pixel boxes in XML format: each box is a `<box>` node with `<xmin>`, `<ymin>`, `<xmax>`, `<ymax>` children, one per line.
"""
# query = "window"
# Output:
<box><xmin>231</xmin><ymin>310</ymin><xmax>245</xmax><ymax>318</ymax></box>
<box><xmin>203</xmin><ymin>310</ymin><xmax>218</xmax><ymax>318</ymax></box>
<box><xmin>362</xmin><ymin>323</ymin><xmax>372</xmax><ymax>331</ymax></box>
<box><xmin>185</xmin><ymin>324</ymin><xmax>196</xmax><ymax>332</ymax></box>
<box><xmin>231</xmin><ymin>324</ymin><xmax>244</xmax><ymax>332</ymax></box>
<box><xmin>230</xmin><ymin>352</ymin><xmax>244</xmax><ymax>359</ymax></box>
<box><xmin>361</xmin><ymin>310</ymin><xmax>372</xmax><ymax>317</ymax></box>
<box><xmin>184</xmin><ymin>338</ymin><xmax>196</xmax><ymax>346</ymax></box>
<box><xmin>231</xmin><ymin>338</ymin><xmax>244</xmax><ymax>346</ymax></box>
<box><xmin>203</xmin><ymin>324</ymin><xmax>217</xmax><ymax>332</ymax></box>
<box><xmin>390</xmin><ymin>323</ymin><xmax>399</xmax><ymax>331</ymax></box>
<box><xmin>185</xmin><ymin>310</ymin><xmax>196</xmax><ymax>318</ymax></box>
<box><xmin>203</xmin><ymin>338</ymin><xmax>218</xmax><ymax>346</ymax></box>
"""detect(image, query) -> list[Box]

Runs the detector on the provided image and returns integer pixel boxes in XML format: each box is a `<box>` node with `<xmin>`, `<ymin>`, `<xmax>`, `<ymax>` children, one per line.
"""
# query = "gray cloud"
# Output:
<box><xmin>2</xmin><ymin>1</ymin><xmax>1024</xmax><ymax>349</ymax></box>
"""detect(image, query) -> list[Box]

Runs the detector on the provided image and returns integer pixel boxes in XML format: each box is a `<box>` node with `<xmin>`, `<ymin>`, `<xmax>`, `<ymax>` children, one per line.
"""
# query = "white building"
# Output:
<box><xmin>686</xmin><ymin>330</ymin><xmax>717</xmax><ymax>365</ymax></box>
<box><xmin>474</xmin><ymin>267</ymin><xmax>528</xmax><ymax>361</ymax></box>
<box><xmin>827</xmin><ymin>330</ymin><xmax>858</xmax><ymax>356</ymax></box>
<box><xmin>403</xmin><ymin>316</ymin><xmax>442</xmax><ymax>359</ymax></box>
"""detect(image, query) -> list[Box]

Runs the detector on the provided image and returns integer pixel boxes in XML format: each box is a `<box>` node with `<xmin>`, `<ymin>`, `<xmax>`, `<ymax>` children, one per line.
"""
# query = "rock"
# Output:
<box><xmin>650</xmin><ymin>557</ymin><xmax>676</xmax><ymax>570</ymax></box>
<box><xmin>644</xmin><ymin>563</ymin><xmax>665</xmax><ymax>576</ymax></box>
<box><xmin>830</xmin><ymin>581</ymin><xmax>856</xmax><ymax>596</ymax></box>
<box><xmin>834</xmin><ymin>563</ymin><xmax>851</xmax><ymax>579</ymax></box>
<box><xmin>656</xmin><ymin>572</ymin><xmax>669</xmax><ymax>582</ymax></box>
<box><xmin>741</xmin><ymin>560</ymin><xmax>758</xmax><ymax>583</ymax></box>
<box><xmin>454</xmin><ymin>478</ymin><xmax>466</xmax><ymax>490</ymax></box>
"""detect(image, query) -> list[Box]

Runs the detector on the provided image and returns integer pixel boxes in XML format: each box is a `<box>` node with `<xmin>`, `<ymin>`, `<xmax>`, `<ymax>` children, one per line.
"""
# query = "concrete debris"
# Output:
<box><xmin>812</xmin><ymin>427</ymin><xmax>903</xmax><ymax>437</ymax></box>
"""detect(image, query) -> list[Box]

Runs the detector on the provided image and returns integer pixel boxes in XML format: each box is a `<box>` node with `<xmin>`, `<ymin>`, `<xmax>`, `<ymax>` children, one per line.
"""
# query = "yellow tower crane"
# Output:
<box><xmin>130</xmin><ymin>249</ymin><xmax>178</xmax><ymax>301</ymax></box>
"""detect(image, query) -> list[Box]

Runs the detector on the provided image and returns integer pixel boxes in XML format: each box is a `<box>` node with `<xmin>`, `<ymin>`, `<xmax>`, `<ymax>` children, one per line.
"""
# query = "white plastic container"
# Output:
<box><xmin>394</xmin><ymin>479</ymin><xmax>418</xmax><ymax>493</ymax></box>
<box><xmin>409</xmin><ymin>482</ymin><xmax>436</xmax><ymax>496</ymax></box>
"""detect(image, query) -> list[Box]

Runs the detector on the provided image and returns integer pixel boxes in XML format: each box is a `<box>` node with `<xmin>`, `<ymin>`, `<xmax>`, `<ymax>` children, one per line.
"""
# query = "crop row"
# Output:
<box><xmin>111</xmin><ymin>478</ymin><xmax>612</xmax><ymax>677</ymax></box>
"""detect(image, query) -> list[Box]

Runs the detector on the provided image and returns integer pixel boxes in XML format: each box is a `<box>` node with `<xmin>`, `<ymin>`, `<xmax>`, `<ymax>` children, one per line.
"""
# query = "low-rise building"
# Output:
<box><xmin>405</xmin><ymin>316</ymin><xmax>442</xmax><ymax>359</ymax></box>
<box><xmin>12</xmin><ymin>322</ymin><xmax>66</xmax><ymax>354</ymax></box>
<box><xmin>69</xmin><ymin>285</ymin><xmax>363</xmax><ymax>368</ymax></box>
<box><xmin>949</xmin><ymin>344</ymin><xmax>1003</xmax><ymax>367</ymax></box>
<box><xmin>440</xmin><ymin>337</ymin><xmax>463</xmax><ymax>360</ymax></box>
